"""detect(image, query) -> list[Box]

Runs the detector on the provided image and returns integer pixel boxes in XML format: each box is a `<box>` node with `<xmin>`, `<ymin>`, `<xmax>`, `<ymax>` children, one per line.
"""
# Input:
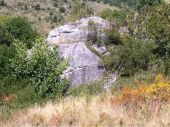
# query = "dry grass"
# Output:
<box><xmin>166</xmin><ymin>0</ymin><xmax>170</xmax><ymax>3</ymax></box>
<box><xmin>0</xmin><ymin>95</ymin><xmax>170</xmax><ymax>127</ymax></box>
<box><xmin>86</xmin><ymin>1</ymin><xmax>120</xmax><ymax>14</ymax></box>
<box><xmin>1</xmin><ymin>75</ymin><xmax>170</xmax><ymax>127</ymax></box>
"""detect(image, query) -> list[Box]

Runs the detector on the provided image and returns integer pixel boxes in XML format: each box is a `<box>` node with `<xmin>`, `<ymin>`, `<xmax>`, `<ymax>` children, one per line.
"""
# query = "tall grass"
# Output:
<box><xmin>1</xmin><ymin>95</ymin><xmax>169</xmax><ymax>127</ymax></box>
<box><xmin>1</xmin><ymin>75</ymin><xmax>170</xmax><ymax>127</ymax></box>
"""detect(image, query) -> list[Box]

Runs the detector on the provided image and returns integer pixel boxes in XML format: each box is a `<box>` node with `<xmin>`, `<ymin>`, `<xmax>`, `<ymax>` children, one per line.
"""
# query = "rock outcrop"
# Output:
<box><xmin>47</xmin><ymin>16</ymin><xmax>110</xmax><ymax>45</ymax></box>
<box><xmin>47</xmin><ymin>16</ymin><xmax>109</xmax><ymax>87</ymax></box>
<box><xmin>59</xmin><ymin>42</ymin><xmax>105</xmax><ymax>87</ymax></box>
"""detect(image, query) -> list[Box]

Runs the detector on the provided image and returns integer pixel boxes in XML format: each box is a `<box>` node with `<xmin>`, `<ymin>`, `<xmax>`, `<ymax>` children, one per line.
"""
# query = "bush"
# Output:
<box><xmin>105</xmin><ymin>36</ymin><xmax>155</xmax><ymax>75</ymax></box>
<box><xmin>0</xmin><ymin>16</ymin><xmax>39</xmax><ymax>78</ymax></box>
<box><xmin>111</xmin><ymin>74</ymin><xmax>170</xmax><ymax>105</ymax></box>
<box><xmin>105</xmin><ymin>28</ymin><xmax>122</xmax><ymax>45</ymax></box>
<box><xmin>6</xmin><ymin>17</ymin><xmax>39</xmax><ymax>48</ymax></box>
<box><xmin>0</xmin><ymin>45</ymin><xmax>15</xmax><ymax>77</ymax></box>
<box><xmin>59</xmin><ymin>7</ymin><xmax>66</xmax><ymax>13</ymax></box>
<box><xmin>0</xmin><ymin>24</ymin><xmax>13</xmax><ymax>46</ymax></box>
<box><xmin>10</xmin><ymin>38</ymin><xmax>69</xmax><ymax>98</ymax></box>
<box><xmin>0</xmin><ymin>16</ymin><xmax>39</xmax><ymax>48</ymax></box>
<box><xmin>53</xmin><ymin>2</ymin><xmax>58</xmax><ymax>7</ymax></box>
<box><xmin>138</xmin><ymin>0</ymin><xmax>164</xmax><ymax>9</ymax></box>
<box><xmin>127</xmin><ymin>3</ymin><xmax>170</xmax><ymax>75</ymax></box>
<box><xmin>34</xmin><ymin>4</ymin><xmax>41</xmax><ymax>10</ymax></box>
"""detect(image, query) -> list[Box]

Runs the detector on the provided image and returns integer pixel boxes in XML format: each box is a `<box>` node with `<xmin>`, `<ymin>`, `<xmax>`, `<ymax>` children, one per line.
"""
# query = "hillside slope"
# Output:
<box><xmin>0</xmin><ymin>0</ymin><xmax>72</xmax><ymax>35</ymax></box>
<box><xmin>86</xmin><ymin>1</ymin><xmax>120</xmax><ymax>13</ymax></box>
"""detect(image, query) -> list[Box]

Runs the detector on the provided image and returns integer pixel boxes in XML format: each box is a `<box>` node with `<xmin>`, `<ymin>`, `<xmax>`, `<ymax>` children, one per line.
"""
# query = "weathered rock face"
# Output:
<box><xmin>59</xmin><ymin>42</ymin><xmax>105</xmax><ymax>87</ymax></box>
<box><xmin>47</xmin><ymin>16</ymin><xmax>110</xmax><ymax>45</ymax></box>
<box><xmin>47</xmin><ymin>16</ymin><xmax>109</xmax><ymax>87</ymax></box>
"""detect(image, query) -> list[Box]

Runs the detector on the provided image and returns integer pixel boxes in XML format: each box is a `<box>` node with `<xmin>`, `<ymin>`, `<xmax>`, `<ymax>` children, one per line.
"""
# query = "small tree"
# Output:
<box><xmin>10</xmin><ymin>38</ymin><xmax>69</xmax><ymax>98</ymax></box>
<box><xmin>0</xmin><ymin>16</ymin><xmax>39</xmax><ymax>48</ymax></box>
<box><xmin>105</xmin><ymin>28</ymin><xmax>122</xmax><ymax>45</ymax></box>
<box><xmin>127</xmin><ymin>3</ymin><xmax>170</xmax><ymax>75</ymax></box>
<box><xmin>0</xmin><ymin>16</ymin><xmax>39</xmax><ymax>78</ymax></box>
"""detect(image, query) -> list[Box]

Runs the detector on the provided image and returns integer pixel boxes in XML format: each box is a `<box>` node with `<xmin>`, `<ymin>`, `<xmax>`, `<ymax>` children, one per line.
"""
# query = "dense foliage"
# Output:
<box><xmin>0</xmin><ymin>16</ymin><xmax>38</xmax><ymax>48</ymax></box>
<box><xmin>10</xmin><ymin>38</ymin><xmax>69</xmax><ymax>98</ymax></box>
<box><xmin>104</xmin><ymin>36</ymin><xmax>155</xmax><ymax>75</ymax></box>
<box><xmin>138</xmin><ymin>0</ymin><xmax>164</xmax><ymax>8</ymax></box>
<box><xmin>127</xmin><ymin>3</ymin><xmax>170</xmax><ymax>75</ymax></box>
<box><xmin>0</xmin><ymin>16</ymin><xmax>69</xmax><ymax>109</ymax></box>
<box><xmin>99</xmin><ymin>2</ymin><xmax>170</xmax><ymax>76</ymax></box>
<box><xmin>0</xmin><ymin>16</ymin><xmax>38</xmax><ymax>78</ymax></box>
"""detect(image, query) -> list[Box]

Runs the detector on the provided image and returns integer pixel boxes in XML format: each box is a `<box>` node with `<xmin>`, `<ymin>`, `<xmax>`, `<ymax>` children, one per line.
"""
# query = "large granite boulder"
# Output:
<box><xmin>59</xmin><ymin>42</ymin><xmax>105</xmax><ymax>87</ymax></box>
<box><xmin>47</xmin><ymin>16</ymin><xmax>110</xmax><ymax>45</ymax></box>
<box><xmin>47</xmin><ymin>16</ymin><xmax>109</xmax><ymax>87</ymax></box>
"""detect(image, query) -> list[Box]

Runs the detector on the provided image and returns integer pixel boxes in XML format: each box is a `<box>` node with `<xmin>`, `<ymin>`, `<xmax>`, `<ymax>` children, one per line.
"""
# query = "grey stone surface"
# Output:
<box><xmin>59</xmin><ymin>42</ymin><xmax>105</xmax><ymax>87</ymax></box>
<box><xmin>47</xmin><ymin>16</ymin><xmax>110</xmax><ymax>87</ymax></box>
<box><xmin>47</xmin><ymin>16</ymin><xmax>110</xmax><ymax>45</ymax></box>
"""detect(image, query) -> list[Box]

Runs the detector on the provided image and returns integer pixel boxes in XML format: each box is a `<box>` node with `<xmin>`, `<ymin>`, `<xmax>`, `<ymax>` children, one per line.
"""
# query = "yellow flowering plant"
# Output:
<box><xmin>111</xmin><ymin>74</ymin><xmax>170</xmax><ymax>105</ymax></box>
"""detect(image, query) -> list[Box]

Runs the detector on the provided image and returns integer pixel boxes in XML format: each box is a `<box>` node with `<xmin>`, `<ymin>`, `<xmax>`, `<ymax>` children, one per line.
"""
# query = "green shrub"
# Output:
<box><xmin>0</xmin><ymin>16</ymin><xmax>39</xmax><ymax>48</ymax></box>
<box><xmin>34</xmin><ymin>4</ymin><xmax>41</xmax><ymax>10</ymax></box>
<box><xmin>127</xmin><ymin>3</ymin><xmax>170</xmax><ymax>75</ymax></box>
<box><xmin>104</xmin><ymin>36</ymin><xmax>155</xmax><ymax>75</ymax></box>
<box><xmin>0</xmin><ymin>16</ymin><xmax>39</xmax><ymax>78</ymax></box>
<box><xmin>6</xmin><ymin>17</ymin><xmax>39</xmax><ymax>48</ymax></box>
<box><xmin>59</xmin><ymin>7</ymin><xmax>66</xmax><ymax>13</ymax></box>
<box><xmin>0</xmin><ymin>25</ymin><xmax>13</xmax><ymax>46</ymax></box>
<box><xmin>0</xmin><ymin>45</ymin><xmax>15</xmax><ymax>77</ymax></box>
<box><xmin>138</xmin><ymin>0</ymin><xmax>164</xmax><ymax>9</ymax></box>
<box><xmin>105</xmin><ymin>29</ymin><xmax>122</xmax><ymax>45</ymax></box>
<box><xmin>53</xmin><ymin>2</ymin><xmax>58</xmax><ymax>7</ymax></box>
<box><xmin>10</xmin><ymin>38</ymin><xmax>69</xmax><ymax>98</ymax></box>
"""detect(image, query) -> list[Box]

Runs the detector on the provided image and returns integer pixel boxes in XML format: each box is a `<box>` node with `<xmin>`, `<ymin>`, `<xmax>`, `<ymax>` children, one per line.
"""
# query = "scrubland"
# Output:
<box><xmin>0</xmin><ymin>1</ymin><xmax>170</xmax><ymax>127</ymax></box>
